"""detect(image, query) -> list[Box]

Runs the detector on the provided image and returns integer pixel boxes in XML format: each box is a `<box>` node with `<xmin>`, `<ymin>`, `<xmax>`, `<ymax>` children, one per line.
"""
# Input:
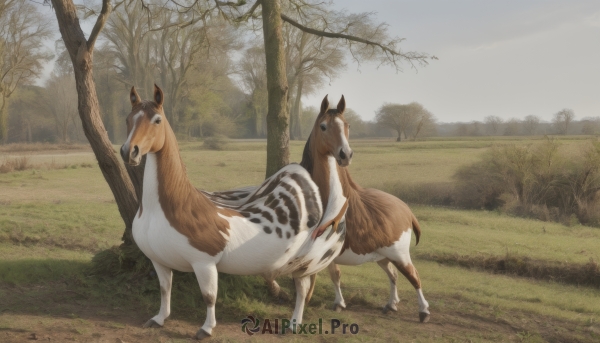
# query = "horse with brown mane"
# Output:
<box><xmin>302</xmin><ymin>96</ymin><xmax>430</xmax><ymax>323</ymax></box>
<box><xmin>120</xmin><ymin>85</ymin><xmax>353</xmax><ymax>339</ymax></box>
<box><xmin>209</xmin><ymin>95</ymin><xmax>430</xmax><ymax>323</ymax></box>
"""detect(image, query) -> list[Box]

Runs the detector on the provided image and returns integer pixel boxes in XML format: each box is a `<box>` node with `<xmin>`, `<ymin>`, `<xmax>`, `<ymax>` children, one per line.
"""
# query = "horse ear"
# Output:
<box><xmin>130</xmin><ymin>86</ymin><xmax>141</xmax><ymax>106</ymax></box>
<box><xmin>320</xmin><ymin>95</ymin><xmax>329</xmax><ymax>114</ymax></box>
<box><xmin>154</xmin><ymin>84</ymin><xmax>164</xmax><ymax>106</ymax></box>
<box><xmin>337</xmin><ymin>95</ymin><xmax>346</xmax><ymax>114</ymax></box>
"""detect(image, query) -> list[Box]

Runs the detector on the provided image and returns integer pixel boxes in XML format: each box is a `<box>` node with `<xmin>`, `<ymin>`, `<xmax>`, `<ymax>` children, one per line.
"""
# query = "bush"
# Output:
<box><xmin>203</xmin><ymin>135</ymin><xmax>229</xmax><ymax>150</ymax></box>
<box><xmin>0</xmin><ymin>156</ymin><xmax>31</xmax><ymax>173</ymax></box>
<box><xmin>453</xmin><ymin>138</ymin><xmax>600</xmax><ymax>226</ymax></box>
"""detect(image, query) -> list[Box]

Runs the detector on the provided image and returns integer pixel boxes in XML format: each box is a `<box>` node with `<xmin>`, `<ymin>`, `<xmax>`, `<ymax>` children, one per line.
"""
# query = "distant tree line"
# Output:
<box><xmin>1</xmin><ymin>0</ymin><xmax>428</xmax><ymax>144</ymax></box>
<box><xmin>1</xmin><ymin>1</ymin><xmax>595</xmax><ymax>144</ymax></box>
<box><xmin>437</xmin><ymin>109</ymin><xmax>600</xmax><ymax>137</ymax></box>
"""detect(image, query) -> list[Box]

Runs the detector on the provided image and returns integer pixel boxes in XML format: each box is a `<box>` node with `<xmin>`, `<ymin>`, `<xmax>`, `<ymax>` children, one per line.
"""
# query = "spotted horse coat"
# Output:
<box><xmin>120</xmin><ymin>85</ymin><xmax>348</xmax><ymax>340</ymax></box>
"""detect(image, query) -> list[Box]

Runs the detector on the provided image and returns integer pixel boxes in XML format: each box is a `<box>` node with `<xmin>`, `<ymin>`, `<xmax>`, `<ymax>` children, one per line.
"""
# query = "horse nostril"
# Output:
<box><xmin>339</xmin><ymin>150</ymin><xmax>347</xmax><ymax>160</ymax></box>
<box><xmin>131</xmin><ymin>145</ymin><xmax>139</xmax><ymax>158</ymax></box>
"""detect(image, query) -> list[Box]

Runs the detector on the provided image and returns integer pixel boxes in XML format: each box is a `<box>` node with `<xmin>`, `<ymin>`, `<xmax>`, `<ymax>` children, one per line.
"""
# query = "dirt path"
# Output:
<box><xmin>1</xmin><ymin>282</ymin><xmax>597</xmax><ymax>343</ymax></box>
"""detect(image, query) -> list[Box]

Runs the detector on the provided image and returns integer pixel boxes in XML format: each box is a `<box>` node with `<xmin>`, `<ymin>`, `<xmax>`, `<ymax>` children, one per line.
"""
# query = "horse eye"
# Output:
<box><xmin>320</xmin><ymin>123</ymin><xmax>326</xmax><ymax>131</ymax></box>
<box><xmin>155</xmin><ymin>117</ymin><xmax>162</xmax><ymax>124</ymax></box>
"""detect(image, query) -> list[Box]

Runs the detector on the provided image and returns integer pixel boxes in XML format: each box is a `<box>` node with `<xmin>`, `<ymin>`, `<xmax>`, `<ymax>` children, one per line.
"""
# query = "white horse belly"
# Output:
<box><xmin>216</xmin><ymin>216</ymin><xmax>302</xmax><ymax>275</ymax></box>
<box><xmin>133</xmin><ymin>209</ymin><xmax>217</xmax><ymax>272</ymax></box>
<box><xmin>334</xmin><ymin>249</ymin><xmax>383</xmax><ymax>265</ymax></box>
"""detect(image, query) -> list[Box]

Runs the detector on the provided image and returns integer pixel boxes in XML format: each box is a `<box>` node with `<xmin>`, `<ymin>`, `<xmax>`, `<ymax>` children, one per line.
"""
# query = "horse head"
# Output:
<box><xmin>311</xmin><ymin>95</ymin><xmax>353</xmax><ymax>167</ymax></box>
<box><xmin>120</xmin><ymin>84</ymin><xmax>167</xmax><ymax>166</ymax></box>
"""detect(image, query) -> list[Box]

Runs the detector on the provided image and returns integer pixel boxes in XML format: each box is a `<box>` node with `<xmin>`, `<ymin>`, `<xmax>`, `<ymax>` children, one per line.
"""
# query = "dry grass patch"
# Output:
<box><xmin>0</xmin><ymin>143</ymin><xmax>90</xmax><ymax>153</ymax></box>
<box><xmin>0</xmin><ymin>156</ymin><xmax>94</xmax><ymax>173</ymax></box>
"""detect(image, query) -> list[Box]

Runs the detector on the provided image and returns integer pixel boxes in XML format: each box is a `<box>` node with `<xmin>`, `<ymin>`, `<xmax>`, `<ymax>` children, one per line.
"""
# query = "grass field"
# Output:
<box><xmin>1</xmin><ymin>137</ymin><xmax>600</xmax><ymax>342</ymax></box>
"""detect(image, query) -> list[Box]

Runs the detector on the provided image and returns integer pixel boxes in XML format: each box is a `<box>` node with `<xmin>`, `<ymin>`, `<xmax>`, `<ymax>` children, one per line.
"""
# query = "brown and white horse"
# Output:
<box><xmin>303</xmin><ymin>95</ymin><xmax>430</xmax><ymax>322</ymax></box>
<box><xmin>120</xmin><ymin>85</ymin><xmax>352</xmax><ymax>339</ymax></box>
<box><xmin>211</xmin><ymin>95</ymin><xmax>430</xmax><ymax>322</ymax></box>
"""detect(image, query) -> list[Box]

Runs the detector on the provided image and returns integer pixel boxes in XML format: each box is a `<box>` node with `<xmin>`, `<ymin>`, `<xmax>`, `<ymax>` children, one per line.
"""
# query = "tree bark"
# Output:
<box><xmin>0</xmin><ymin>98</ymin><xmax>7</xmax><ymax>144</ymax></box>
<box><xmin>262</xmin><ymin>0</ymin><xmax>289</xmax><ymax>178</ymax></box>
<box><xmin>291</xmin><ymin>77</ymin><xmax>303</xmax><ymax>140</ymax></box>
<box><xmin>51</xmin><ymin>0</ymin><xmax>140</xmax><ymax>240</ymax></box>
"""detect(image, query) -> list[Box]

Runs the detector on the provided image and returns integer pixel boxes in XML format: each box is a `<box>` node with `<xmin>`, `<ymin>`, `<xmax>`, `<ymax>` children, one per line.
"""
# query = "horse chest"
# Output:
<box><xmin>132</xmin><ymin>207</ymin><xmax>211</xmax><ymax>272</ymax></box>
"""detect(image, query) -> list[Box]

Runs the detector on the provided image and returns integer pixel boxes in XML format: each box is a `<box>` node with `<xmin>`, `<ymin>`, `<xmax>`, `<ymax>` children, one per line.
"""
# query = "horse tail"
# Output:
<box><xmin>305</xmin><ymin>273</ymin><xmax>317</xmax><ymax>305</ymax></box>
<box><xmin>412</xmin><ymin>214</ymin><xmax>421</xmax><ymax>246</ymax></box>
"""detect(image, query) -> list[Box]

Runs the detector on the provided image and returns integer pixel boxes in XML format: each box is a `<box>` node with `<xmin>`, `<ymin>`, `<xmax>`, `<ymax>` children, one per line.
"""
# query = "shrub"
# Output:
<box><xmin>0</xmin><ymin>156</ymin><xmax>31</xmax><ymax>173</ymax></box>
<box><xmin>453</xmin><ymin>138</ymin><xmax>600</xmax><ymax>226</ymax></box>
<box><xmin>203</xmin><ymin>135</ymin><xmax>229</xmax><ymax>150</ymax></box>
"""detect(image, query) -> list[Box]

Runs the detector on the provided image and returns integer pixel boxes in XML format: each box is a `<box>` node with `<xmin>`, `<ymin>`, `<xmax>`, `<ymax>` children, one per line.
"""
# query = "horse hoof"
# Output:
<box><xmin>143</xmin><ymin>319</ymin><xmax>162</xmax><ymax>328</ymax></box>
<box><xmin>195</xmin><ymin>328</ymin><xmax>211</xmax><ymax>340</ymax></box>
<box><xmin>382</xmin><ymin>303</ymin><xmax>397</xmax><ymax>314</ymax></box>
<box><xmin>419</xmin><ymin>312</ymin><xmax>430</xmax><ymax>323</ymax></box>
<box><xmin>333</xmin><ymin>304</ymin><xmax>345</xmax><ymax>312</ymax></box>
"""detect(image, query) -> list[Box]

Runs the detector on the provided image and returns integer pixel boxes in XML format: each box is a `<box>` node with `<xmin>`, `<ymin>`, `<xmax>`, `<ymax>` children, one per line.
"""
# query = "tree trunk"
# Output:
<box><xmin>262</xmin><ymin>0</ymin><xmax>289</xmax><ymax>178</ymax></box>
<box><xmin>0</xmin><ymin>97</ymin><xmax>7</xmax><ymax>144</ymax></box>
<box><xmin>51</xmin><ymin>0</ymin><xmax>140</xmax><ymax>242</ymax></box>
<box><xmin>396</xmin><ymin>135</ymin><xmax>401</xmax><ymax>142</ymax></box>
<box><xmin>27</xmin><ymin>120</ymin><xmax>32</xmax><ymax>143</ymax></box>
<box><xmin>291</xmin><ymin>78</ymin><xmax>303</xmax><ymax>140</ymax></box>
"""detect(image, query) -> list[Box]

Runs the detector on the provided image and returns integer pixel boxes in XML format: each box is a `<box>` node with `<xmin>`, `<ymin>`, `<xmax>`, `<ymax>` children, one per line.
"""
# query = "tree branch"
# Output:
<box><xmin>235</xmin><ymin>0</ymin><xmax>260</xmax><ymax>22</ymax></box>
<box><xmin>87</xmin><ymin>0</ymin><xmax>112</xmax><ymax>51</ymax></box>
<box><xmin>280</xmin><ymin>13</ymin><xmax>432</xmax><ymax>69</ymax></box>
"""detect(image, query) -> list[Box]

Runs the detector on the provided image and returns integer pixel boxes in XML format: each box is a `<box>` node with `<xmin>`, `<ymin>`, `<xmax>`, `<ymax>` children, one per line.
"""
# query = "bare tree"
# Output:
<box><xmin>50</xmin><ymin>0</ymin><xmax>142</xmax><ymax>250</ymax></box>
<box><xmin>375</xmin><ymin>103</ymin><xmax>412</xmax><ymax>141</ymax></box>
<box><xmin>410</xmin><ymin>105</ymin><xmax>436</xmax><ymax>140</ymax></box>
<box><xmin>523</xmin><ymin>115</ymin><xmax>540</xmax><ymax>135</ymax></box>
<box><xmin>469</xmin><ymin>121</ymin><xmax>483</xmax><ymax>136</ymax></box>
<box><xmin>375</xmin><ymin>102</ymin><xmax>435</xmax><ymax>141</ymax></box>
<box><xmin>504</xmin><ymin>118</ymin><xmax>521</xmax><ymax>136</ymax></box>
<box><xmin>102</xmin><ymin>0</ymin><xmax>152</xmax><ymax>97</ymax></box>
<box><xmin>163</xmin><ymin>0</ymin><xmax>433</xmax><ymax>176</ymax></box>
<box><xmin>240</xmin><ymin>45</ymin><xmax>269</xmax><ymax>137</ymax></box>
<box><xmin>280</xmin><ymin>6</ymin><xmax>346</xmax><ymax>140</ymax></box>
<box><xmin>484</xmin><ymin>116</ymin><xmax>503</xmax><ymax>135</ymax></box>
<box><xmin>43</xmin><ymin>73</ymin><xmax>80</xmax><ymax>142</ymax></box>
<box><xmin>0</xmin><ymin>0</ymin><xmax>52</xmax><ymax>143</ymax></box>
<box><xmin>581</xmin><ymin>117</ymin><xmax>600</xmax><ymax>135</ymax></box>
<box><xmin>553</xmin><ymin>108</ymin><xmax>575</xmax><ymax>135</ymax></box>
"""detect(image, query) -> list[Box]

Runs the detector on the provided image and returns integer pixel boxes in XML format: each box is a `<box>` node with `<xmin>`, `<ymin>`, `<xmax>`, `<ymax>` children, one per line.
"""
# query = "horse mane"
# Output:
<box><xmin>300</xmin><ymin>136</ymin><xmax>313</xmax><ymax>175</ymax></box>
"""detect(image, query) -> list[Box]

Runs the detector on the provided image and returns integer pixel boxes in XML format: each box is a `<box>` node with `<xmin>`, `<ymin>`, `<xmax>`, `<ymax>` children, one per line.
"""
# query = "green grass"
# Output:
<box><xmin>1</xmin><ymin>137</ymin><xmax>600</xmax><ymax>342</ymax></box>
<box><xmin>413</xmin><ymin>206</ymin><xmax>600</xmax><ymax>264</ymax></box>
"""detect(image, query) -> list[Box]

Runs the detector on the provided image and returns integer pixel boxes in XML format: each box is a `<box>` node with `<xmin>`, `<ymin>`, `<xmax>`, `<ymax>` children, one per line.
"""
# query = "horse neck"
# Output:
<box><xmin>306</xmin><ymin>135</ymin><xmax>355</xmax><ymax>210</ymax></box>
<box><xmin>143</xmin><ymin>122</ymin><xmax>214</xmax><ymax>211</ymax></box>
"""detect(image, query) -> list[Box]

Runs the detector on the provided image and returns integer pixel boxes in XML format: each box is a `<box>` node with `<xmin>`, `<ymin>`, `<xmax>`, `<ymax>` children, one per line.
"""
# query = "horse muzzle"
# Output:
<box><xmin>120</xmin><ymin>144</ymin><xmax>142</xmax><ymax>166</ymax></box>
<box><xmin>336</xmin><ymin>147</ymin><xmax>353</xmax><ymax>167</ymax></box>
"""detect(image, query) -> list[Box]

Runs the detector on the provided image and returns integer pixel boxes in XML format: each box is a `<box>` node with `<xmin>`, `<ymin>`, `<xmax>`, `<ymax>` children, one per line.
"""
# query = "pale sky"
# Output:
<box><xmin>306</xmin><ymin>0</ymin><xmax>600</xmax><ymax>122</ymax></box>
<box><xmin>38</xmin><ymin>0</ymin><xmax>600</xmax><ymax>123</ymax></box>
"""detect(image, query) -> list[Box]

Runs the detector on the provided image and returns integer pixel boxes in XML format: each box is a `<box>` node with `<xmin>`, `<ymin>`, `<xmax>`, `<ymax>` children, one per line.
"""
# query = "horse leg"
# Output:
<box><xmin>328</xmin><ymin>263</ymin><xmax>346</xmax><ymax>312</ymax></box>
<box><xmin>191</xmin><ymin>263</ymin><xmax>219</xmax><ymax>339</ymax></box>
<box><xmin>387</xmin><ymin>252</ymin><xmax>430</xmax><ymax>323</ymax></box>
<box><xmin>376</xmin><ymin>259</ymin><xmax>400</xmax><ymax>313</ymax></box>
<box><xmin>143</xmin><ymin>261</ymin><xmax>173</xmax><ymax>328</ymax></box>
<box><xmin>290</xmin><ymin>275</ymin><xmax>311</xmax><ymax>326</ymax></box>
<box><xmin>263</xmin><ymin>276</ymin><xmax>281</xmax><ymax>298</ymax></box>
<box><xmin>305</xmin><ymin>273</ymin><xmax>317</xmax><ymax>305</ymax></box>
